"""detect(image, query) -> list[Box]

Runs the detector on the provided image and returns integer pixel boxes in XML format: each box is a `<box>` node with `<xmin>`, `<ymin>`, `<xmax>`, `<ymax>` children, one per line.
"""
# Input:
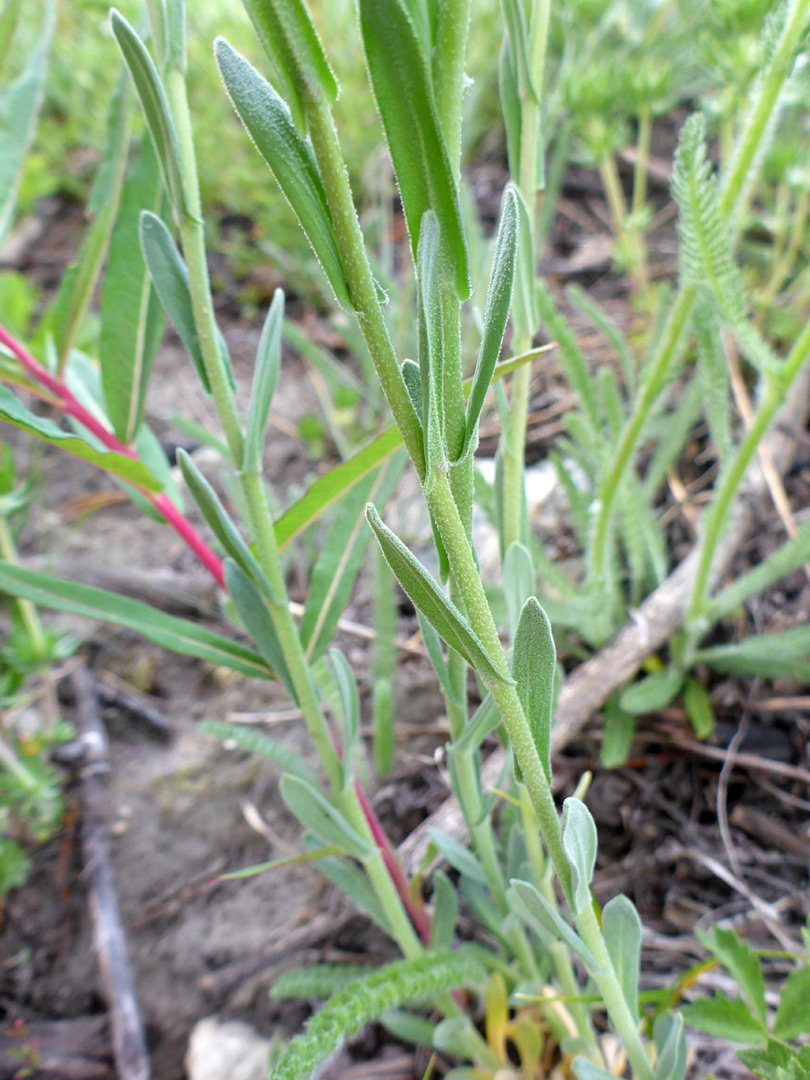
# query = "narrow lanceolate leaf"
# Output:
<box><xmin>244</xmin><ymin>289</ymin><xmax>284</xmax><ymax>474</ymax></box>
<box><xmin>464</xmin><ymin>185</ymin><xmax>519</xmax><ymax>458</ymax></box>
<box><xmin>416</xmin><ymin>211</ymin><xmax>446</xmax><ymax>478</ymax></box>
<box><xmin>215</xmin><ymin>39</ymin><xmax>351</xmax><ymax>310</ymax></box>
<box><xmin>510</xmin><ymin>188</ymin><xmax>537</xmax><ymax>340</ymax></box>
<box><xmin>602</xmin><ymin>895</ymin><xmax>642</xmax><ymax>1023</ymax></box>
<box><xmin>279</xmin><ymin>774</ymin><xmax>373</xmax><ymax>860</ymax></box>
<box><xmin>358</xmin><ymin>0</ymin><xmax>470</xmax><ymax>298</ymax></box>
<box><xmin>241</xmin><ymin>0</ymin><xmax>337</xmax><ymax>131</ymax></box>
<box><xmin>0</xmin><ymin>0</ymin><xmax>24</xmax><ymax>78</ymax></box>
<box><xmin>560</xmin><ymin>798</ymin><xmax>597</xmax><ymax>915</ymax></box>
<box><xmin>0</xmin><ymin>0</ymin><xmax>54</xmax><ymax>247</ymax></box>
<box><xmin>508</xmin><ymin>879</ymin><xmax>603</xmax><ymax>972</ymax></box>
<box><xmin>164</xmin><ymin>0</ymin><xmax>186</xmax><ymax>73</ymax></box>
<box><xmin>177</xmin><ymin>450</ymin><xmax>271</xmax><ymax>595</ymax></box>
<box><xmin>100</xmin><ymin>140</ymin><xmax>164</xmax><ymax>444</ymax></box>
<box><xmin>140</xmin><ymin>210</ymin><xmax>219</xmax><ymax>395</ymax></box>
<box><xmin>272</xmin><ymin>950</ymin><xmax>484</xmax><ymax>1080</ymax></box>
<box><xmin>619</xmin><ymin>669</ymin><xmax>683</xmax><ymax>716</ymax></box>
<box><xmin>512</xmin><ymin>598</ymin><xmax>554</xmax><ymax>784</ymax></box>
<box><xmin>365</xmin><ymin>504</ymin><xmax>511</xmax><ymax>687</ymax></box>
<box><xmin>0</xmin><ymin>385</ymin><xmax>160</xmax><ymax>490</ymax></box>
<box><xmin>500</xmin><ymin>0</ymin><xmax>537</xmax><ymax>101</ymax></box>
<box><xmin>110</xmin><ymin>10</ymin><xmax>187</xmax><ymax>218</ymax></box>
<box><xmin>0</xmin><ymin>562</ymin><xmax>272</xmax><ymax>679</ymax></box>
<box><xmin>224</xmin><ymin>560</ymin><xmax>294</xmax><ymax>696</ymax></box>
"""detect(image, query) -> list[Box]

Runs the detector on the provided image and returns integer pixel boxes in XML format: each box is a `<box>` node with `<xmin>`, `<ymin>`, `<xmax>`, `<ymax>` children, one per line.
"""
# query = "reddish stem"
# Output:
<box><xmin>0</xmin><ymin>323</ymin><xmax>225</xmax><ymax>588</ymax></box>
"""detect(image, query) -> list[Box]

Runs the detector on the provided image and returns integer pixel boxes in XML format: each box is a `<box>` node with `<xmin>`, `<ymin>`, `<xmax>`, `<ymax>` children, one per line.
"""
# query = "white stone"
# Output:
<box><xmin>186</xmin><ymin>1017</ymin><xmax>273</xmax><ymax>1080</ymax></box>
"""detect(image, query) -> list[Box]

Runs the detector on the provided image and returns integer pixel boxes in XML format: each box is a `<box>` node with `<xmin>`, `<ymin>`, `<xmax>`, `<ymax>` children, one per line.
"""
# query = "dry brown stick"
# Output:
<box><xmin>398</xmin><ymin>369</ymin><xmax>810</xmax><ymax>872</ymax></box>
<box><xmin>71</xmin><ymin>667</ymin><xmax>151</xmax><ymax>1080</ymax></box>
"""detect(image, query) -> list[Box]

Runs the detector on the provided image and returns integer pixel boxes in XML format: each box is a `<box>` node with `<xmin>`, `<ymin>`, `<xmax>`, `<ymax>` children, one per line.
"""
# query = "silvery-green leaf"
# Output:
<box><xmin>572</xmin><ymin>1060</ymin><xmax>621</xmax><ymax>1080</ymax></box>
<box><xmin>464</xmin><ymin>186</ymin><xmax>518</xmax><ymax>458</ymax></box>
<box><xmin>512</xmin><ymin>598</ymin><xmax>554</xmax><ymax>784</ymax></box>
<box><xmin>224</xmin><ymin>558</ymin><xmax>294</xmax><ymax>695</ymax></box>
<box><xmin>416</xmin><ymin>211</ymin><xmax>447</xmax><ymax>479</ymax></box>
<box><xmin>329</xmin><ymin>648</ymin><xmax>359</xmax><ymax>750</ymax></box>
<box><xmin>429</xmin><ymin>870</ymin><xmax>458</xmax><ymax>949</ymax></box>
<box><xmin>619</xmin><ymin>669</ymin><xmax>683</xmax><ymax>715</ymax></box>
<box><xmin>243</xmin><ymin>289</ymin><xmax>284</xmax><ymax>474</ymax></box>
<box><xmin>503</xmin><ymin>541</ymin><xmax>534</xmax><ymax>639</ymax></box>
<box><xmin>359</xmin><ymin>0</ymin><xmax>470</xmax><ymax>298</ymax></box>
<box><xmin>241</xmin><ymin>0</ymin><xmax>338</xmax><ymax>131</ymax></box>
<box><xmin>602</xmin><ymin>894</ymin><xmax>642</xmax><ymax>1023</ymax></box>
<box><xmin>140</xmin><ymin>211</ymin><xmax>235</xmax><ymax>394</ymax></box>
<box><xmin>365</xmin><ymin>504</ymin><xmax>510</xmax><ymax>687</ymax></box>
<box><xmin>215</xmin><ymin>39</ymin><xmax>350</xmax><ymax>309</ymax></box>
<box><xmin>653</xmin><ymin>1014</ymin><xmax>687</xmax><ymax>1080</ymax></box>
<box><xmin>560</xmin><ymin>798</ymin><xmax>597</xmax><ymax>915</ymax></box>
<box><xmin>280</xmin><ymin>775</ymin><xmax>373</xmax><ymax>861</ymax></box>
<box><xmin>508</xmin><ymin>879</ymin><xmax>603</xmax><ymax>972</ymax></box>
<box><xmin>510</xmin><ymin>187</ymin><xmax>537</xmax><ymax>339</ymax></box>
<box><xmin>100</xmin><ymin>144</ymin><xmax>164</xmax><ymax>444</ymax></box>
<box><xmin>429</xmin><ymin>829</ymin><xmax>487</xmax><ymax>885</ymax></box>
<box><xmin>178</xmin><ymin>450</ymin><xmax>271</xmax><ymax>595</ymax></box>
<box><xmin>401</xmin><ymin>359</ymin><xmax>424</xmax><ymax>428</ymax></box>
<box><xmin>110</xmin><ymin>10</ymin><xmax>187</xmax><ymax>218</ymax></box>
<box><xmin>315</xmin><ymin>851</ymin><xmax>392</xmax><ymax>935</ymax></box>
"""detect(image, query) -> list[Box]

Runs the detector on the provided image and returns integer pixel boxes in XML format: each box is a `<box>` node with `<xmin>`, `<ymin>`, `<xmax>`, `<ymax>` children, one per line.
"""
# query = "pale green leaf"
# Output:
<box><xmin>280</xmin><ymin>774</ymin><xmax>373</xmax><ymax>860</ymax></box>
<box><xmin>244</xmin><ymin>289</ymin><xmax>284</xmax><ymax>474</ymax></box>
<box><xmin>224</xmin><ymin>559</ymin><xmax>294</xmax><ymax>694</ymax></box>
<box><xmin>560</xmin><ymin>798</ymin><xmax>597</xmax><ymax>915</ymax></box>
<box><xmin>512</xmin><ymin>597</ymin><xmax>554</xmax><ymax>784</ymax></box>
<box><xmin>602</xmin><ymin>895</ymin><xmax>642</xmax><ymax>1023</ymax></box>
<box><xmin>0</xmin><ymin>561</ymin><xmax>272</xmax><ymax>679</ymax></box>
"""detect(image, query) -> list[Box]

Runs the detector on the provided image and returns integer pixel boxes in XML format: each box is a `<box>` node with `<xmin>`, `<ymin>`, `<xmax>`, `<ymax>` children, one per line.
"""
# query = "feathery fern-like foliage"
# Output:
<box><xmin>271</xmin><ymin>949</ymin><xmax>485</xmax><ymax>1080</ymax></box>
<box><xmin>672</xmin><ymin>113</ymin><xmax>780</xmax><ymax>374</ymax></box>
<box><xmin>272</xmin><ymin>963</ymin><xmax>376</xmax><ymax>1000</ymax></box>
<box><xmin>200</xmin><ymin>720</ymin><xmax>317</xmax><ymax>784</ymax></box>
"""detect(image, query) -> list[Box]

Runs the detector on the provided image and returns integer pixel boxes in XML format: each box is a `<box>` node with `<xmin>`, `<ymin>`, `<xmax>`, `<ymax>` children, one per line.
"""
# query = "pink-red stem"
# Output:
<box><xmin>0</xmin><ymin>323</ymin><xmax>225</xmax><ymax>587</ymax></box>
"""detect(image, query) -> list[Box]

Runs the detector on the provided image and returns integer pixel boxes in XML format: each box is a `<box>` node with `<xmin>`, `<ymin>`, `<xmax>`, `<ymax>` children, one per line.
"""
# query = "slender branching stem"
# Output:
<box><xmin>632</xmin><ymin>108</ymin><xmax>652</xmax><ymax>217</ymax></box>
<box><xmin>304</xmin><ymin>96</ymin><xmax>426</xmax><ymax>481</ymax></box>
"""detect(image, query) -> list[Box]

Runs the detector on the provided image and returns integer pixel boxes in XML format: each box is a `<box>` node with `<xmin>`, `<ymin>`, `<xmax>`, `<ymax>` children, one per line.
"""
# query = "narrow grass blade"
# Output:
<box><xmin>0</xmin><ymin>561</ymin><xmax>272</xmax><ymax>678</ymax></box>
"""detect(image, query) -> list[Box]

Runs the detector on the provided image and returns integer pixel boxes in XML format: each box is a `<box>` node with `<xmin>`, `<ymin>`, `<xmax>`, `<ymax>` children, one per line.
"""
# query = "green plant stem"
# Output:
<box><xmin>433</xmin><ymin>0</ymin><xmax>472</xmax><ymax>175</ymax></box>
<box><xmin>0</xmin><ymin>516</ymin><xmax>45</xmax><ymax>655</ymax></box>
<box><xmin>632</xmin><ymin>108</ymin><xmax>652</xmax><ymax>217</ymax></box>
<box><xmin>589</xmin><ymin>0</ymin><xmax>810</xmax><ymax>582</ymax></box>
<box><xmin>425</xmin><ymin>468</ymin><xmax>572</xmax><ymax>905</ymax></box>
<box><xmin>304</xmin><ymin>96</ymin><xmax>426</xmax><ymax>482</ymax></box>
<box><xmin>687</xmin><ymin>315</ymin><xmax>810</xmax><ymax>625</ymax></box>
<box><xmin>575</xmin><ymin>901</ymin><xmax>654</xmax><ymax>1080</ymax></box>
<box><xmin>501</xmin><ymin>0</ymin><xmax>549</xmax><ymax>553</ymax></box>
<box><xmin>165</xmin><ymin>70</ymin><xmax>244</xmax><ymax>464</ymax></box>
<box><xmin>600</xmin><ymin>154</ymin><xmax>650</xmax><ymax>298</ymax></box>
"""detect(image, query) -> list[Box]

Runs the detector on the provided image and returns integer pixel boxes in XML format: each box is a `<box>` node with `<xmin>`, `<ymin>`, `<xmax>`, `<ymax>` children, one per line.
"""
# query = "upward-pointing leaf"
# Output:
<box><xmin>279</xmin><ymin>774</ymin><xmax>373</xmax><ymax>860</ymax></box>
<box><xmin>602</xmin><ymin>895</ymin><xmax>642</xmax><ymax>1023</ymax></box>
<box><xmin>243</xmin><ymin>289</ymin><xmax>284</xmax><ymax>474</ymax></box>
<box><xmin>110</xmin><ymin>10</ymin><xmax>187</xmax><ymax>219</ymax></box>
<box><xmin>416</xmin><ymin>211</ymin><xmax>446</xmax><ymax>479</ymax></box>
<box><xmin>177</xmin><ymin>450</ymin><xmax>272</xmax><ymax>596</ymax></box>
<box><xmin>560</xmin><ymin>798</ymin><xmax>597</xmax><ymax>915</ymax></box>
<box><xmin>140</xmin><ymin>211</ymin><xmax>235</xmax><ymax>395</ymax></box>
<box><xmin>241</xmin><ymin>0</ymin><xmax>337</xmax><ymax>131</ymax></box>
<box><xmin>100</xmin><ymin>141</ymin><xmax>165</xmax><ymax>444</ymax></box>
<box><xmin>358</xmin><ymin>0</ymin><xmax>470</xmax><ymax>298</ymax></box>
<box><xmin>215</xmin><ymin>39</ymin><xmax>351</xmax><ymax>310</ymax></box>
<box><xmin>512</xmin><ymin>597</ymin><xmax>554</xmax><ymax>784</ymax></box>
<box><xmin>224</xmin><ymin>559</ymin><xmax>294</xmax><ymax>696</ymax></box>
<box><xmin>464</xmin><ymin>185</ymin><xmax>519</xmax><ymax>458</ymax></box>
<box><xmin>365</xmin><ymin>504</ymin><xmax>510</xmax><ymax>688</ymax></box>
